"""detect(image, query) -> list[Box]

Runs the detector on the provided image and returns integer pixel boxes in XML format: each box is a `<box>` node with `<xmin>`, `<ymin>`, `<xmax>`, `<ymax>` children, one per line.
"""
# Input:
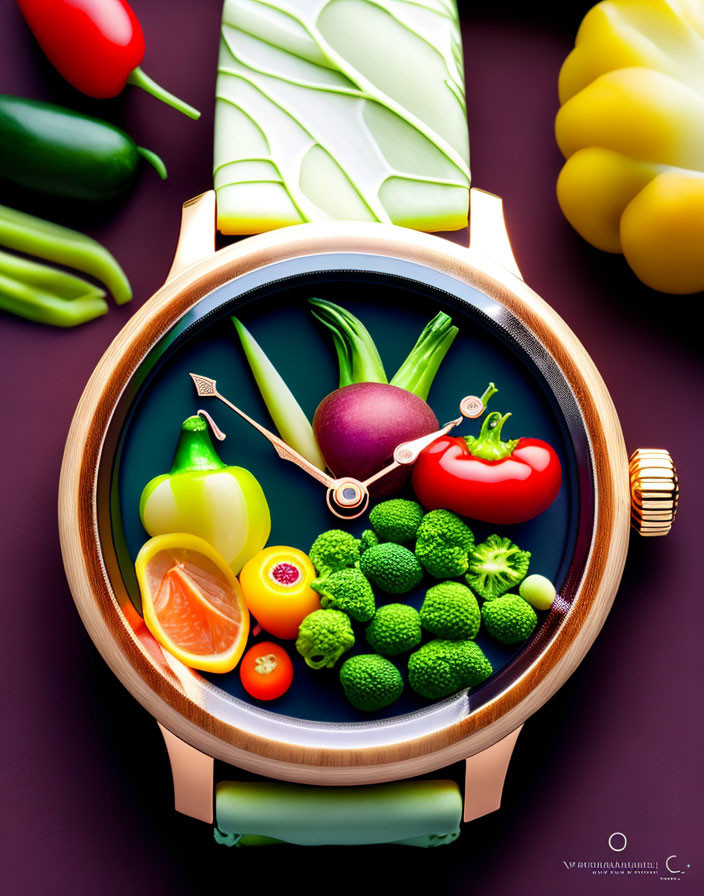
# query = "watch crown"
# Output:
<box><xmin>629</xmin><ymin>449</ymin><xmax>678</xmax><ymax>537</ymax></box>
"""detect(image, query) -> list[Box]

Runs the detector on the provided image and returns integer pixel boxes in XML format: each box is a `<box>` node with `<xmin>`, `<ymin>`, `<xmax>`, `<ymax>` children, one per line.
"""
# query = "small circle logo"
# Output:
<box><xmin>665</xmin><ymin>855</ymin><xmax>683</xmax><ymax>875</ymax></box>
<box><xmin>608</xmin><ymin>832</ymin><xmax>627</xmax><ymax>852</ymax></box>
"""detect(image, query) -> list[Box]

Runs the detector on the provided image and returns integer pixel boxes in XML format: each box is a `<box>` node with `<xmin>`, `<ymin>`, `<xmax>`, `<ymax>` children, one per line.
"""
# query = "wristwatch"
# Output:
<box><xmin>59</xmin><ymin>0</ymin><xmax>678</xmax><ymax>848</ymax></box>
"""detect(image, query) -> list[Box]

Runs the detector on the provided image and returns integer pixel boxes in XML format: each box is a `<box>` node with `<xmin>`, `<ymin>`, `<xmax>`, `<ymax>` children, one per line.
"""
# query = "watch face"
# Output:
<box><xmin>102</xmin><ymin>251</ymin><xmax>593</xmax><ymax>730</ymax></box>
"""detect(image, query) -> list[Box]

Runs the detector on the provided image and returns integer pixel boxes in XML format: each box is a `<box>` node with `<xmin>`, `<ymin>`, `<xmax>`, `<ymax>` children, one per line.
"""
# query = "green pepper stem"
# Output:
<box><xmin>465</xmin><ymin>411</ymin><xmax>519</xmax><ymax>461</ymax></box>
<box><xmin>480</xmin><ymin>382</ymin><xmax>498</xmax><ymax>407</ymax></box>
<box><xmin>136</xmin><ymin>147</ymin><xmax>168</xmax><ymax>180</ymax></box>
<box><xmin>171</xmin><ymin>416</ymin><xmax>226</xmax><ymax>473</ymax></box>
<box><xmin>128</xmin><ymin>67</ymin><xmax>201</xmax><ymax>120</ymax></box>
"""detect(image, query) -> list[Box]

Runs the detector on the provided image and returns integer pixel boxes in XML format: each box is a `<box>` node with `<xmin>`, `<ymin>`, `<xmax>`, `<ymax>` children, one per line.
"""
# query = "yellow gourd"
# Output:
<box><xmin>555</xmin><ymin>0</ymin><xmax>704</xmax><ymax>294</ymax></box>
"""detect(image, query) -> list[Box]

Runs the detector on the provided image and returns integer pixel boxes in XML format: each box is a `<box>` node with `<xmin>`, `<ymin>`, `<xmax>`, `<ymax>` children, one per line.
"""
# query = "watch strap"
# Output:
<box><xmin>213</xmin><ymin>0</ymin><xmax>470</xmax><ymax>235</ymax></box>
<box><xmin>213</xmin><ymin>779</ymin><xmax>462</xmax><ymax>847</ymax></box>
<box><xmin>209</xmin><ymin>0</ymin><xmax>471</xmax><ymax>848</ymax></box>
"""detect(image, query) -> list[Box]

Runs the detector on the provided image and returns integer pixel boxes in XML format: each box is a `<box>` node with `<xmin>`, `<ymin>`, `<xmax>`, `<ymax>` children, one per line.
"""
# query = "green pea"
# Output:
<box><xmin>519</xmin><ymin>574</ymin><xmax>556</xmax><ymax>610</ymax></box>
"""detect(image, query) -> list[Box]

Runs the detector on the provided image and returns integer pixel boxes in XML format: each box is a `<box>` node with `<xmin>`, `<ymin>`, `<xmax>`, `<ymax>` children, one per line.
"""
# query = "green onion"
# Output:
<box><xmin>0</xmin><ymin>204</ymin><xmax>131</xmax><ymax>304</ymax></box>
<box><xmin>390</xmin><ymin>312</ymin><xmax>458</xmax><ymax>401</ymax></box>
<box><xmin>0</xmin><ymin>249</ymin><xmax>107</xmax><ymax>327</ymax></box>
<box><xmin>309</xmin><ymin>298</ymin><xmax>387</xmax><ymax>387</ymax></box>
<box><xmin>233</xmin><ymin>317</ymin><xmax>326</xmax><ymax>469</ymax></box>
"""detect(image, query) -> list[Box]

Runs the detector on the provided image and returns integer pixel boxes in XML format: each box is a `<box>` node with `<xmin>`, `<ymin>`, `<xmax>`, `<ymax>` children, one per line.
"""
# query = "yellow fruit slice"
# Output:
<box><xmin>135</xmin><ymin>533</ymin><xmax>249</xmax><ymax>673</ymax></box>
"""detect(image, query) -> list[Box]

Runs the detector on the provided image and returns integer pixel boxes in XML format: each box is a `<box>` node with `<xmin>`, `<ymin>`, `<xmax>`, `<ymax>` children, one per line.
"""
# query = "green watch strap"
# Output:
<box><xmin>213</xmin><ymin>0</ymin><xmax>470</xmax><ymax>234</ymax></box>
<box><xmin>213</xmin><ymin>779</ymin><xmax>462</xmax><ymax>847</ymax></box>
<box><xmin>211</xmin><ymin>0</ymin><xmax>471</xmax><ymax>848</ymax></box>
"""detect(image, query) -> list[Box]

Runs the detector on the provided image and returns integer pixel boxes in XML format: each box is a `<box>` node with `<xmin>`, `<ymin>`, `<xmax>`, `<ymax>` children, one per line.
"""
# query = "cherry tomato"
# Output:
<box><xmin>239</xmin><ymin>641</ymin><xmax>293</xmax><ymax>701</ymax></box>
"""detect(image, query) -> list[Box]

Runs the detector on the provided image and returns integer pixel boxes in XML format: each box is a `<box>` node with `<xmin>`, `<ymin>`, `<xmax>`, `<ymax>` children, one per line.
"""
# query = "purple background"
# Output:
<box><xmin>1</xmin><ymin>2</ymin><xmax>701</xmax><ymax>894</ymax></box>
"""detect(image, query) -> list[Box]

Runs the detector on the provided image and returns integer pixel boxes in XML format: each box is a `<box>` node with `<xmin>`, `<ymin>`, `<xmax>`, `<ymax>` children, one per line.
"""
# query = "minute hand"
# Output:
<box><xmin>189</xmin><ymin>373</ymin><xmax>335</xmax><ymax>489</ymax></box>
<box><xmin>362</xmin><ymin>416</ymin><xmax>463</xmax><ymax>489</ymax></box>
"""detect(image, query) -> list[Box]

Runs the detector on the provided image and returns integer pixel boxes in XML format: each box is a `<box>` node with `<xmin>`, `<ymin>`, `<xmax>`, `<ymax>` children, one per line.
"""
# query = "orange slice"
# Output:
<box><xmin>135</xmin><ymin>533</ymin><xmax>249</xmax><ymax>673</ymax></box>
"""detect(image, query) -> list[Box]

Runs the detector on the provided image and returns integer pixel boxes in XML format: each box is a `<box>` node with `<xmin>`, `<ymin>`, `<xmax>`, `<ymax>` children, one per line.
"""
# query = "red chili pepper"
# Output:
<box><xmin>16</xmin><ymin>0</ymin><xmax>200</xmax><ymax>119</ymax></box>
<box><xmin>411</xmin><ymin>409</ymin><xmax>562</xmax><ymax>525</ymax></box>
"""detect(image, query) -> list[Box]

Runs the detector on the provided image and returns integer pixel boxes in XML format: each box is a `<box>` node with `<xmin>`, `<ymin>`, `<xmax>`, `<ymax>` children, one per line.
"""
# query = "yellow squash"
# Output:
<box><xmin>556</xmin><ymin>0</ymin><xmax>704</xmax><ymax>293</ymax></box>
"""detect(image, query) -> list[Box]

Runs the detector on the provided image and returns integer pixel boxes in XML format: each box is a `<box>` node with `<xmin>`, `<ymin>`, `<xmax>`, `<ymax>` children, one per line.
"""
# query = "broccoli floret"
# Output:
<box><xmin>420</xmin><ymin>581</ymin><xmax>480</xmax><ymax>640</ymax></box>
<box><xmin>311</xmin><ymin>567</ymin><xmax>376</xmax><ymax>622</ymax></box>
<box><xmin>365</xmin><ymin>603</ymin><xmax>422</xmax><ymax>655</ymax></box>
<box><xmin>339</xmin><ymin>654</ymin><xmax>404</xmax><ymax>711</ymax></box>
<box><xmin>359</xmin><ymin>529</ymin><xmax>379</xmax><ymax>553</ymax></box>
<box><xmin>466</xmin><ymin>534</ymin><xmax>531</xmax><ymax>601</ymax></box>
<box><xmin>481</xmin><ymin>595</ymin><xmax>537</xmax><ymax>644</ymax></box>
<box><xmin>295</xmin><ymin>609</ymin><xmax>355</xmax><ymax>669</ymax></box>
<box><xmin>408</xmin><ymin>639</ymin><xmax>493</xmax><ymax>700</ymax></box>
<box><xmin>308</xmin><ymin>529</ymin><xmax>360</xmax><ymax>575</ymax></box>
<box><xmin>369</xmin><ymin>499</ymin><xmax>424</xmax><ymax>543</ymax></box>
<box><xmin>360</xmin><ymin>542</ymin><xmax>423</xmax><ymax>594</ymax></box>
<box><xmin>414</xmin><ymin>509</ymin><xmax>474</xmax><ymax>579</ymax></box>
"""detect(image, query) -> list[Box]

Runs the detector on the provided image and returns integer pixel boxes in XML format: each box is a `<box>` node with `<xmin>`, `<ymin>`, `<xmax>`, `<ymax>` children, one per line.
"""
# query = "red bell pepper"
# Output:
<box><xmin>16</xmin><ymin>0</ymin><xmax>200</xmax><ymax>119</ymax></box>
<box><xmin>411</xmin><ymin>410</ymin><xmax>562</xmax><ymax>525</ymax></box>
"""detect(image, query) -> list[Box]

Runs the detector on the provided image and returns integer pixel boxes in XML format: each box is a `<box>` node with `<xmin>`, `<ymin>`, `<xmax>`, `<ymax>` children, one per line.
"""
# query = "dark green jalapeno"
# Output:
<box><xmin>0</xmin><ymin>94</ymin><xmax>166</xmax><ymax>202</ymax></box>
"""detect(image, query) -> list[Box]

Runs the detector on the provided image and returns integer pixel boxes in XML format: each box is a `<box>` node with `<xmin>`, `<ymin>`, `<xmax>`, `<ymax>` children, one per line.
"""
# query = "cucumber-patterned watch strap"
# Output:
<box><xmin>212</xmin><ymin>1</ymin><xmax>470</xmax><ymax>847</ymax></box>
<box><xmin>214</xmin><ymin>779</ymin><xmax>462</xmax><ymax>847</ymax></box>
<box><xmin>213</xmin><ymin>0</ymin><xmax>470</xmax><ymax>234</ymax></box>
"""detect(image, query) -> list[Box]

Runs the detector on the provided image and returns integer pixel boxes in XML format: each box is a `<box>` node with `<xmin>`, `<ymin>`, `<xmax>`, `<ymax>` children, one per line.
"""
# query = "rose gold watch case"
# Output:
<box><xmin>59</xmin><ymin>190</ymin><xmax>632</xmax><ymax>790</ymax></box>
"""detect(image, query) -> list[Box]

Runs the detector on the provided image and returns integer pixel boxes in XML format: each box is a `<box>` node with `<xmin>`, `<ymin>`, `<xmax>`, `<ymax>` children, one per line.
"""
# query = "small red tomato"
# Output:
<box><xmin>239</xmin><ymin>642</ymin><xmax>293</xmax><ymax>701</ymax></box>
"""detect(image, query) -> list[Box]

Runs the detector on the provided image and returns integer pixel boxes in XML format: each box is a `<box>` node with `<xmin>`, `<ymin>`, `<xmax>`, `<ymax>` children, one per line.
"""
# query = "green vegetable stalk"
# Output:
<box><xmin>309</xmin><ymin>298</ymin><xmax>458</xmax><ymax>399</ymax></box>
<box><xmin>390</xmin><ymin>312</ymin><xmax>458</xmax><ymax>400</ymax></box>
<box><xmin>0</xmin><ymin>250</ymin><xmax>107</xmax><ymax>327</ymax></box>
<box><xmin>233</xmin><ymin>317</ymin><xmax>325</xmax><ymax>468</ymax></box>
<box><xmin>0</xmin><ymin>204</ymin><xmax>131</xmax><ymax>305</ymax></box>
<box><xmin>309</xmin><ymin>298</ymin><xmax>387</xmax><ymax>387</ymax></box>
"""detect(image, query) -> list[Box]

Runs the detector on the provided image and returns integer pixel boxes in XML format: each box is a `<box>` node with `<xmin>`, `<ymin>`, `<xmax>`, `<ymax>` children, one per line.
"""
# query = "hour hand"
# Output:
<box><xmin>362</xmin><ymin>416</ymin><xmax>463</xmax><ymax>489</ymax></box>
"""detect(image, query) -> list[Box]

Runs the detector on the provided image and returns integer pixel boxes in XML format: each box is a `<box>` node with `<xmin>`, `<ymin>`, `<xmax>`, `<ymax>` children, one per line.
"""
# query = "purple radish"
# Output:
<box><xmin>309</xmin><ymin>299</ymin><xmax>458</xmax><ymax>497</ymax></box>
<box><xmin>313</xmin><ymin>382</ymin><xmax>439</xmax><ymax>495</ymax></box>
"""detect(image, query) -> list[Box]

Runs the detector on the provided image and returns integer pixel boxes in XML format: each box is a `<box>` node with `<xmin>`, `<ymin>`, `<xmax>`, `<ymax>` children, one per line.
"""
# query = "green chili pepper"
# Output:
<box><xmin>0</xmin><ymin>95</ymin><xmax>166</xmax><ymax>203</ymax></box>
<box><xmin>0</xmin><ymin>204</ymin><xmax>131</xmax><ymax>304</ymax></box>
<box><xmin>0</xmin><ymin>249</ymin><xmax>108</xmax><ymax>327</ymax></box>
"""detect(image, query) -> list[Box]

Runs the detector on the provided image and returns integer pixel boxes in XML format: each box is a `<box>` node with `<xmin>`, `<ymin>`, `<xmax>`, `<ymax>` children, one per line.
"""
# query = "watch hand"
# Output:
<box><xmin>362</xmin><ymin>416</ymin><xmax>464</xmax><ymax>489</ymax></box>
<box><xmin>190</xmin><ymin>373</ymin><xmax>336</xmax><ymax>489</ymax></box>
<box><xmin>361</xmin><ymin>385</ymin><xmax>496</xmax><ymax>489</ymax></box>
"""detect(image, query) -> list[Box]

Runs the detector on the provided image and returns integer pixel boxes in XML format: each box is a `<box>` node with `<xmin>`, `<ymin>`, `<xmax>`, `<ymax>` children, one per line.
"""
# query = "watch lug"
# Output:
<box><xmin>158</xmin><ymin>723</ymin><xmax>214</xmax><ymax>823</ymax></box>
<box><xmin>469</xmin><ymin>188</ymin><xmax>523</xmax><ymax>280</ymax></box>
<box><xmin>166</xmin><ymin>190</ymin><xmax>217</xmax><ymax>280</ymax></box>
<box><xmin>463</xmin><ymin>725</ymin><xmax>522</xmax><ymax>822</ymax></box>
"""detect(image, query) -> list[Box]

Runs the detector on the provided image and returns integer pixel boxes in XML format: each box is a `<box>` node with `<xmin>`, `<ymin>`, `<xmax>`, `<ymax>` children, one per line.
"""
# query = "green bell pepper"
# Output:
<box><xmin>139</xmin><ymin>415</ymin><xmax>271</xmax><ymax>575</ymax></box>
